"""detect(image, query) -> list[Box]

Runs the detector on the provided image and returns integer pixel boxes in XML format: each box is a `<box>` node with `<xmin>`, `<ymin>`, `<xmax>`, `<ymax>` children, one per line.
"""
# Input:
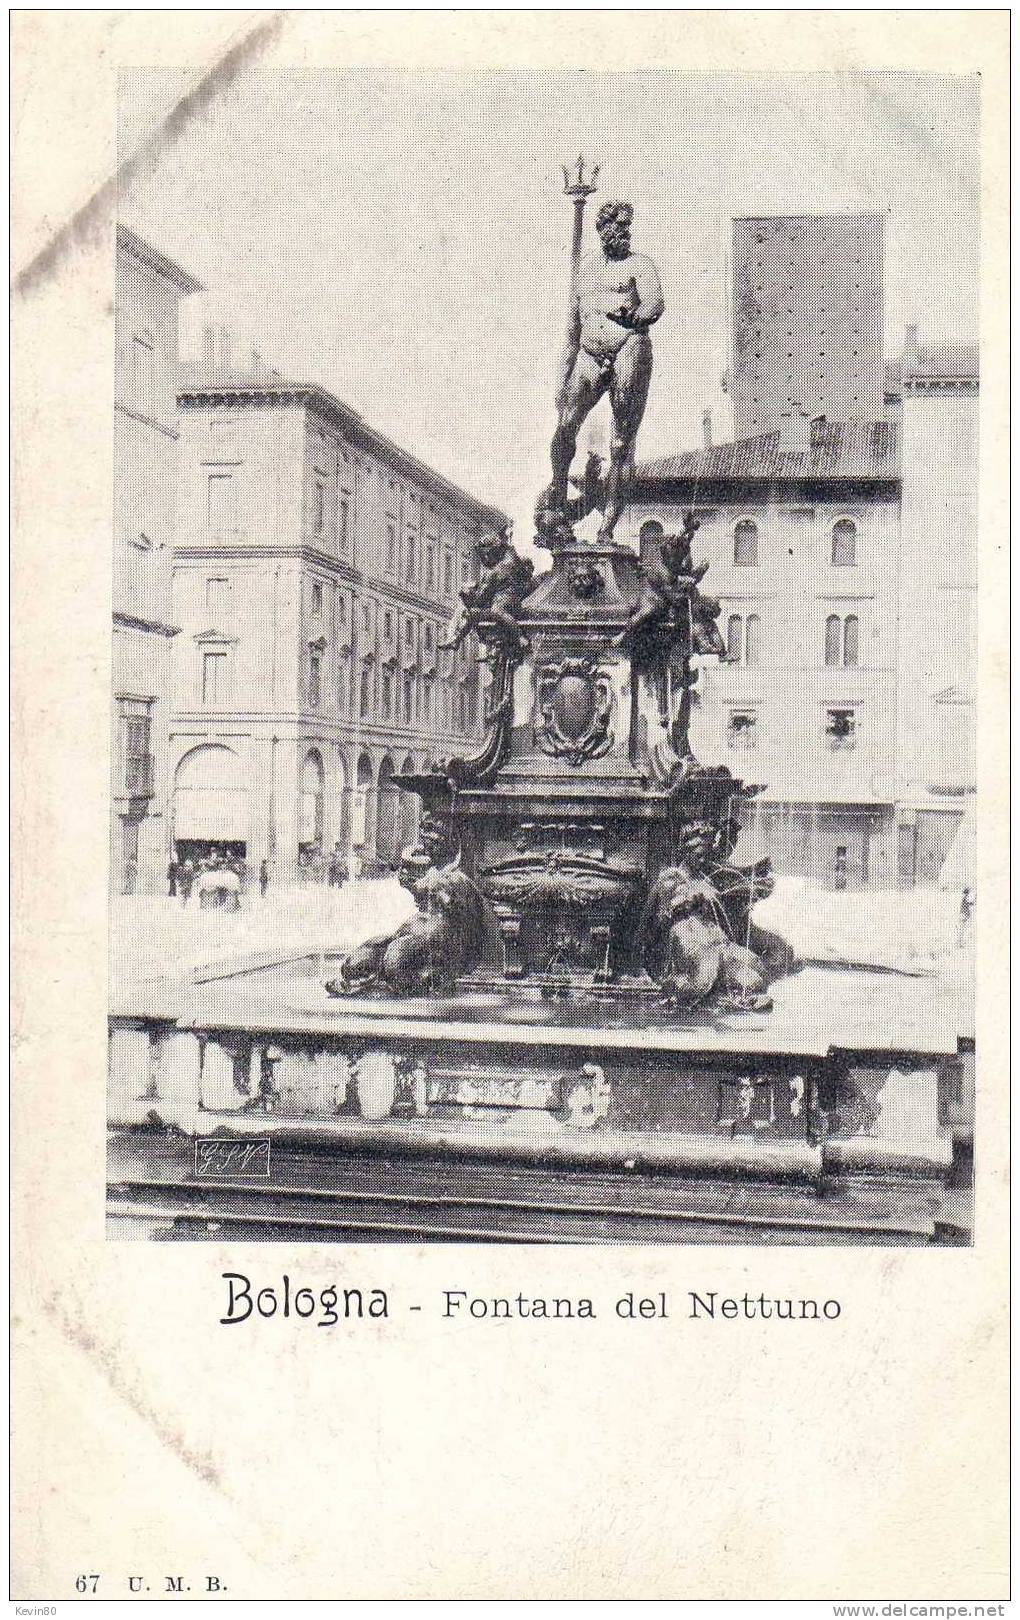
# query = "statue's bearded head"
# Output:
<box><xmin>596</xmin><ymin>200</ymin><xmax>633</xmax><ymax>260</ymax></box>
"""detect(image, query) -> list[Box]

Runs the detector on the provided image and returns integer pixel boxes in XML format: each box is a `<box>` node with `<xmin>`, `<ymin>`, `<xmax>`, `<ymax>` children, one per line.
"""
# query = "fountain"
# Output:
<box><xmin>107</xmin><ymin>164</ymin><xmax>970</xmax><ymax>1244</ymax></box>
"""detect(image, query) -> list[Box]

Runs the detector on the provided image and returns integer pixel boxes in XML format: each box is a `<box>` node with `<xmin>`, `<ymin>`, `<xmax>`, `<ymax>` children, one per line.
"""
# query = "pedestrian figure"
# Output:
<box><xmin>259</xmin><ymin>858</ymin><xmax>270</xmax><ymax>897</ymax></box>
<box><xmin>167</xmin><ymin>857</ymin><xmax>178</xmax><ymax>898</ymax></box>
<box><xmin>328</xmin><ymin>844</ymin><xmax>346</xmax><ymax>888</ymax></box>
<box><xmin>958</xmin><ymin>885</ymin><xmax>975</xmax><ymax>950</ymax></box>
<box><xmin>178</xmin><ymin>858</ymin><xmax>195</xmax><ymax>906</ymax></box>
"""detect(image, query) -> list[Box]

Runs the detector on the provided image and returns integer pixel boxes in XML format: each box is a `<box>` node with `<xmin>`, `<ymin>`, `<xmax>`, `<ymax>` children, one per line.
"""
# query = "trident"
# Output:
<box><xmin>561</xmin><ymin>155</ymin><xmax>600</xmax><ymax>301</ymax></box>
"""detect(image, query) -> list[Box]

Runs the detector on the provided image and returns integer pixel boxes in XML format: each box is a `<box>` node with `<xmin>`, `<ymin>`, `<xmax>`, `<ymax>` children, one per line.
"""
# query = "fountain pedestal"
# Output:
<box><xmin>106</xmin><ymin>526</ymin><xmax>970</xmax><ymax>1245</ymax></box>
<box><xmin>385</xmin><ymin>528</ymin><xmax>775</xmax><ymax>1006</ymax></box>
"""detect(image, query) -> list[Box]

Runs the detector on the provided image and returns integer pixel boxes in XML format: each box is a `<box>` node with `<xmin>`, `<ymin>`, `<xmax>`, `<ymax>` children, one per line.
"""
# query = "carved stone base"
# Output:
<box><xmin>108</xmin><ymin>980</ymin><xmax>966</xmax><ymax>1246</ymax></box>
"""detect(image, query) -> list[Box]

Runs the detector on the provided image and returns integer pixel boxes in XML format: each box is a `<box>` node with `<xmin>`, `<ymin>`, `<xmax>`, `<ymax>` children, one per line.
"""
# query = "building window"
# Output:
<box><xmin>403</xmin><ymin>675</ymin><xmax>414</xmax><ymax>725</ymax></box>
<box><xmin>312</xmin><ymin>478</ymin><xmax>325</xmax><ymax>536</ymax></box>
<box><xmin>825</xmin><ymin>707</ymin><xmax>857</xmax><ymax>750</ymax></box>
<box><xmin>339</xmin><ymin>496</ymin><xmax>349</xmax><ymax>550</ymax></box>
<box><xmin>362</xmin><ymin>602</ymin><xmax>371</xmax><ymax>635</ymax></box>
<box><xmin>122</xmin><ymin>714</ymin><xmax>153</xmax><ymax>794</ymax></box>
<box><xmin>359</xmin><ymin>667</ymin><xmax>371</xmax><ymax>719</ymax></box>
<box><xmin>308</xmin><ymin>651</ymin><xmax>322</xmax><ymax>707</ymax></box>
<box><xmin>727</xmin><ymin>614</ymin><xmax>743</xmax><ymax>664</ymax></box>
<box><xmin>444</xmin><ymin>551</ymin><xmax>454</xmax><ymax>596</ymax></box>
<box><xmin>382</xmin><ymin>673</ymin><xmax>392</xmax><ymax>721</ymax></box>
<box><xmin>311</xmin><ymin>581</ymin><xmax>323</xmax><ymax>617</ymax></box>
<box><xmin>383</xmin><ymin>611</ymin><xmax>392</xmax><ymax>643</ymax></box>
<box><xmin>725</xmin><ymin>613</ymin><xmax>760</xmax><ymax>665</ymax></box>
<box><xmin>207</xmin><ymin>473</ymin><xmax>236</xmax><ymax>534</ymax></box>
<box><xmin>405</xmin><ymin>620</ymin><xmax>415</xmax><ymax>655</ymax></box>
<box><xmin>733</xmin><ymin>520</ymin><xmax>759</xmax><ymax>567</ymax></box>
<box><xmin>202</xmin><ymin>650</ymin><xmax>228</xmax><ymax>705</ymax></box>
<box><xmin>825</xmin><ymin>613</ymin><xmax>859</xmax><ymax>667</ymax></box>
<box><xmin>425</xmin><ymin>541</ymin><xmax>436</xmax><ymax>594</ymax></box>
<box><xmin>386</xmin><ymin>522</ymin><xmax>397</xmax><ymax>574</ymax></box>
<box><xmin>744</xmin><ymin>613</ymin><xmax>761</xmax><ymax>666</ymax></box>
<box><xmin>831</xmin><ymin>518</ymin><xmax>857</xmax><ymax>566</ymax></box>
<box><xmin>206</xmin><ymin>577</ymin><xmax>229</xmax><ymax>616</ymax></box>
<box><xmin>405</xmin><ymin>532</ymin><xmax>417</xmax><ymax>585</ymax></box>
<box><xmin>843</xmin><ymin>614</ymin><xmax>859</xmax><ymax>667</ymax></box>
<box><xmin>422</xmin><ymin>681</ymin><xmax>433</xmax><ymax>726</ymax></box>
<box><xmin>727</xmin><ymin>709</ymin><xmax>757</xmax><ymax>750</ymax></box>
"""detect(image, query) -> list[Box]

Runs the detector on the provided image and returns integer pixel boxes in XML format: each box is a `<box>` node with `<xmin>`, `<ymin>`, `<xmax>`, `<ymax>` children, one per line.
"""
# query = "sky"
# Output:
<box><xmin>119</xmin><ymin>68</ymin><xmax>979</xmax><ymax>537</ymax></box>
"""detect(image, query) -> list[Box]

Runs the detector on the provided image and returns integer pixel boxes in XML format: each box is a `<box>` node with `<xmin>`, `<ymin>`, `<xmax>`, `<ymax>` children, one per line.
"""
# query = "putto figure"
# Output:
<box><xmin>439</xmin><ymin>527</ymin><xmax>534</xmax><ymax>658</ymax></box>
<box><xmin>620</xmin><ymin>515</ymin><xmax>726</xmax><ymax>657</ymax></box>
<box><xmin>548</xmin><ymin>200</ymin><xmax>664</xmax><ymax>543</ymax></box>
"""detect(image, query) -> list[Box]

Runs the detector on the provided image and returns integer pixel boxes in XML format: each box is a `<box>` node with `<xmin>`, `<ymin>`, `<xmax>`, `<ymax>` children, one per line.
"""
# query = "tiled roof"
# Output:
<box><xmin>636</xmin><ymin>419</ymin><xmax>899</xmax><ymax>484</ymax></box>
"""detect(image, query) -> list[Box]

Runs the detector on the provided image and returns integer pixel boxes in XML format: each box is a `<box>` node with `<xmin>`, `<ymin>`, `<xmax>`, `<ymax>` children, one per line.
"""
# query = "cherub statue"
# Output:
<box><xmin>439</xmin><ymin>527</ymin><xmax>534</xmax><ymax>657</ymax></box>
<box><xmin>618</xmin><ymin>515</ymin><xmax>725</xmax><ymax>656</ymax></box>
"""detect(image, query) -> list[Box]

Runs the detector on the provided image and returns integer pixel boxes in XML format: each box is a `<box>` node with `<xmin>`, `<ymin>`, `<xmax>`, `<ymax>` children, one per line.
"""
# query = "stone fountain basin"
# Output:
<box><xmin>112</xmin><ymin>950</ymin><xmax>969</xmax><ymax>1062</ymax></box>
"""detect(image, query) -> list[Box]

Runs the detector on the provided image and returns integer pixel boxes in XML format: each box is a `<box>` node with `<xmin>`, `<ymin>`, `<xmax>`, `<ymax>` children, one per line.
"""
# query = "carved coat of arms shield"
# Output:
<box><xmin>534</xmin><ymin>658</ymin><xmax>613</xmax><ymax>766</ymax></box>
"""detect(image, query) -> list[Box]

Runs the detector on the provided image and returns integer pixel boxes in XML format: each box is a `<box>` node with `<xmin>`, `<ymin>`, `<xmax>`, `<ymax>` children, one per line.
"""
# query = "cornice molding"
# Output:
<box><xmin>113</xmin><ymin>611</ymin><xmax>181</xmax><ymax>637</ymax></box>
<box><xmin>633</xmin><ymin>475</ymin><xmax>900</xmax><ymax>504</ymax></box>
<box><xmin>176</xmin><ymin>380</ymin><xmax>507</xmax><ymax>532</ymax></box>
<box><xmin>902</xmin><ymin>377</ymin><xmax>979</xmax><ymax>395</ymax></box>
<box><xmin>194</xmin><ymin>629</ymin><xmax>239</xmax><ymax>646</ymax></box>
<box><xmin>115</xmin><ymin>401</ymin><xmax>180</xmax><ymax>441</ymax></box>
<box><xmin>117</xmin><ymin>224</ymin><xmax>203</xmax><ymax>295</ymax></box>
<box><xmin>170</xmin><ymin>711</ymin><xmax>484</xmax><ymax>750</ymax></box>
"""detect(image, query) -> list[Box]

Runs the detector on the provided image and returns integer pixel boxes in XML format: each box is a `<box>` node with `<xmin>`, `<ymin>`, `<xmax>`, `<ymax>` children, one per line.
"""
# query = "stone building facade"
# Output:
<box><xmin>112</xmin><ymin>227</ymin><xmax>201</xmax><ymax>894</ymax></box>
<box><xmin>630</xmin><ymin>416</ymin><xmax>901</xmax><ymax>890</ymax></box>
<box><xmin>886</xmin><ymin>333</ymin><xmax>978</xmax><ymax>885</ymax></box>
<box><xmin>628</xmin><ymin>333</ymin><xmax>977</xmax><ymax>892</ymax></box>
<box><xmin>170</xmin><ymin>376</ymin><xmax>508</xmax><ymax>878</ymax></box>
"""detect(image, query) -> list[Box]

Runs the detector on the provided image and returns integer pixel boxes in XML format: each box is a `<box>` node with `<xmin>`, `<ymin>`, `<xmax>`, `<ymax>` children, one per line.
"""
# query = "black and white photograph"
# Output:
<box><xmin>105</xmin><ymin>65</ymin><xmax>980</xmax><ymax>1246</ymax></box>
<box><xmin>12</xmin><ymin>12</ymin><xmax>1009</xmax><ymax>1605</ymax></box>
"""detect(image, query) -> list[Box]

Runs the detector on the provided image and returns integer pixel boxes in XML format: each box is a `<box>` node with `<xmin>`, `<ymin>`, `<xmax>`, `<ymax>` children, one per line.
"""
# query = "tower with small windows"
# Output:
<box><xmin>730</xmin><ymin>214</ymin><xmax>885</xmax><ymax>438</ymax></box>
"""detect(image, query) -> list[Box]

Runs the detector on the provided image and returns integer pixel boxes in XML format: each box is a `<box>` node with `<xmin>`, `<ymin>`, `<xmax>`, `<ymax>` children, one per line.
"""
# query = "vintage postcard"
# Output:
<box><xmin>11</xmin><ymin>10</ymin><xmax>1009</xmax><ymax>1603</ymax></box>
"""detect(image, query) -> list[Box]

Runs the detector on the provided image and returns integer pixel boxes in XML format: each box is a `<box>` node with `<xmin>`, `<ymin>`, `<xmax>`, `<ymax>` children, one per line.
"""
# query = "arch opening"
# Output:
<box><xmin>172</xmin><ymin>744</ymin><xmax>248</xmax><ymax>861</ymax></box>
